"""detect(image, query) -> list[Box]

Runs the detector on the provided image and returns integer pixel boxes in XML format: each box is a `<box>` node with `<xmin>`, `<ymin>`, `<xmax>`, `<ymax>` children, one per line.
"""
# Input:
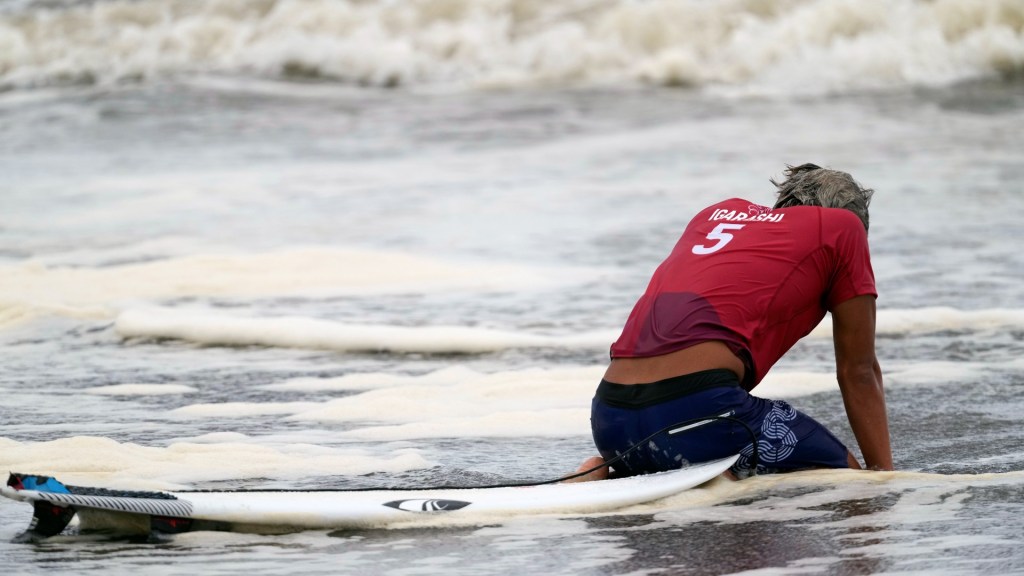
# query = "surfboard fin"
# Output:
<box><xmin>12</xmin><ymin>500</ymin><xmax>77</xmax><ymax>543</ymax></box>
<box><xmin>150</xmin><ymin>515</ymin><xmax>194</xmax><ymax>537</ymax></box>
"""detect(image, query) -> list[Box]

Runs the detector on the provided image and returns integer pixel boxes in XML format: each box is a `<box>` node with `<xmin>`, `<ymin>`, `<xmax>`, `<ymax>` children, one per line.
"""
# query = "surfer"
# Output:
<box><xmin>576</xmin><ymin>164</ymin><xmax>893</xmax><ymax>481</ymax></box>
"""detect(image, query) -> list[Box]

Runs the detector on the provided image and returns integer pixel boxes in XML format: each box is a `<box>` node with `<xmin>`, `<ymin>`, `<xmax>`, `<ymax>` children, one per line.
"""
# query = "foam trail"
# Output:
<box><xmin>1</xmin><ymin>247</ymin><xmax>556</xmax><ymax>303</ymax></box>
<box><xmin>116</xmin><ymin>306</ymin><xmax>1024</xmax><ymax>353</ymax></box>
<box><xmin>116</xmin><ymin>308</ymin><xmax>618</xmax><ymax>354</ymax></box>
<box><xmin>340</xmin><ymin>409</ymin><xmax>588</xmax><ymax>441</ymax></box>
<box><xmin>810</xmin><ymin>307</ymin><xmax>1024</xmax><ymax>338</ymax></box>
<box><xmin>0</xmin><ymin>302</ymin><xmax>114</xmax><ymax>331</ymax></box>
<box><xmin>277</xmin><ymin>359</ymin><xmax>830</xmax><ymax>395</ymax></box>
<box><xmin>175</xmin><ymin>366</ymin><xmax>604</xmax><ymax>440</ymax></box>
<box><xmin>0</xmin><ymin>436</ymin><xmax>430</xmax><ymax>489</ymax></box>
<box><xmin>176</xmin><ymin>359</ymin><xmax>1009</xmax><ymax>444</ymax></box>
<box><xmin>261</xmin><ymin>366</ymin><xmax>484</xmax><ymax>392</ymax></box>
<box><xmin>83</xmin><ymin>383</ymin><xmax>199</xmax><ymax>396</ymax></box>
<box><xmin>754</xmin><ymin>371</ymin><xmax>838</xmax><ymax>399</ymax></box>
<box><xmin>0</xmin><ymin>247</ymin><xmax>567</xmax><ymax>329</ymax></box>
<box><xmin>754</xmin><ymin>359</ymin><xmax>1020</xmax><ymax>398</ymax></box>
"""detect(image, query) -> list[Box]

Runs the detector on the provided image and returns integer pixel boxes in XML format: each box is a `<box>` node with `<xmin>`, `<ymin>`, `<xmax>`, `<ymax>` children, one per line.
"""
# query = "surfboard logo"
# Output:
<box><xmin>383</xmin><ymin>499</ymin><xmax>471</xmax><ymax>513</ymax></box>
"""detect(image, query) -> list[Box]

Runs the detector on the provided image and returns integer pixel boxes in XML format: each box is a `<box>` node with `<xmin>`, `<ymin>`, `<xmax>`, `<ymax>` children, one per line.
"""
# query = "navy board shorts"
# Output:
<box><xmin>590</xmin><ymin>369</ymin><xmax>851</xmax><ymax>477</ymax></box>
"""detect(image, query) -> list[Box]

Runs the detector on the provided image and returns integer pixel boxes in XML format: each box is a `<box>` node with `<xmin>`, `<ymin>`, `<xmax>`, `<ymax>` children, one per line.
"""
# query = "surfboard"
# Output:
<box><xmin>3</xmin><ymin>455</ymin><xmax>737</xmax><ymax>542</ymax></box>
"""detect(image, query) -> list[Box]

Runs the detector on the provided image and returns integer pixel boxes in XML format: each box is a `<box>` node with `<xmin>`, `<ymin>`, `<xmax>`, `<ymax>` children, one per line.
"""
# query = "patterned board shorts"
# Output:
<box><xmin>591</xmin><ymin>370</ymin><xmax>851</xmax><ymax>477</ymax></box>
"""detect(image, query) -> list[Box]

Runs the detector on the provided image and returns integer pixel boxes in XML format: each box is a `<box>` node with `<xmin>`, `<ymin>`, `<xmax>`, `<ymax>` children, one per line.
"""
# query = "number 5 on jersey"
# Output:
<box><xmin>692</xmin><ymin>223</ymin><xmax>745</xmax><ymax>255</ymax></box>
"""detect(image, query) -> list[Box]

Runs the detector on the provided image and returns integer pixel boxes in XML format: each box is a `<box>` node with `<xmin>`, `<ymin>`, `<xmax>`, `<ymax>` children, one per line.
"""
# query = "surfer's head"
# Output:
<box><xmin>771</xmin><ymin>163</ymin><xmax>873</xmax><ymax>231</ymax></box>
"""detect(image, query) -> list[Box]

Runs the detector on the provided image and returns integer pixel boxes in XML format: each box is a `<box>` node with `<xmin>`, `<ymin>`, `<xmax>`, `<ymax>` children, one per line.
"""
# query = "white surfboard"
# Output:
<box><xmin>3</xmin><ymin>455</ymin><xmax>737</xmax><ymax>541</ymax></box>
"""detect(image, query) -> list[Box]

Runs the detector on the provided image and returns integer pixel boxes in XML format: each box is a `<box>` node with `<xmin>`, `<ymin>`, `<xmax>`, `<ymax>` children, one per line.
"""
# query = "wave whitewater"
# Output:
<box><xmin>1</xmin><ymin>0</ymin><xmax>1022</xmax><ymax>93</ymax></box>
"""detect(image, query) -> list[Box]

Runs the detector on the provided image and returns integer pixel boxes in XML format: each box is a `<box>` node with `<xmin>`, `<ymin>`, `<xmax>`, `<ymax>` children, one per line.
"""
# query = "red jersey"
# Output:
<box><xmin>609</xmin><ymin>198</ymin><xmax>876</xmax><ymax>390</ymax></box>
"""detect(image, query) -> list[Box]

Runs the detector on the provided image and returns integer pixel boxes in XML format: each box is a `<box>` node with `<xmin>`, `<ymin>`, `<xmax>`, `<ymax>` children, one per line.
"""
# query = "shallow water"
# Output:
<box><xmin>2</xmin><ymin>0</ymin><xmax>1024</xmax><ymax>574</ymax></box>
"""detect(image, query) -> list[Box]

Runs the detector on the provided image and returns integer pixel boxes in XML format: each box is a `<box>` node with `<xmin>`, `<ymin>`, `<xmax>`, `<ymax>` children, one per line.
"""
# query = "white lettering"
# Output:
<box><xmin>693</xmin><ymin>223</ymin><xmax>745</xmax><ymax>254</ymax></box>
<box><xmin>708</xmin><ymin>207</ymin><xmax>784</xmax><ymax>223</ymax></box>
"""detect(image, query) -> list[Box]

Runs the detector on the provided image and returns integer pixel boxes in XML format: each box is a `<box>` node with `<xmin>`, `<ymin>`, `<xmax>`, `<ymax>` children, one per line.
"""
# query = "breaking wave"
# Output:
<box><xmin>2</xmin><ymin>0</ymin><xmax>1022</xmax><ymax>94</ymax></box>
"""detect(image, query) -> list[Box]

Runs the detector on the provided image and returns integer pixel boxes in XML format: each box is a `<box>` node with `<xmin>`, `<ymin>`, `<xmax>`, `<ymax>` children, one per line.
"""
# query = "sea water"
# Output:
<box><xmin>1</xmin><ymin>0</ymin><xmax>1023</xmax><ymax>574</ymax></box>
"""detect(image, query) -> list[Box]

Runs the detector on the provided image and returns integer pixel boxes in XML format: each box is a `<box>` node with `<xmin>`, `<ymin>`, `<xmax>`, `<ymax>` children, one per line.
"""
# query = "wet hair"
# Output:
<box><xmin>771</xmin><ymin>163</ymin><xmax>874</xmax><ymax>231</ymax></box>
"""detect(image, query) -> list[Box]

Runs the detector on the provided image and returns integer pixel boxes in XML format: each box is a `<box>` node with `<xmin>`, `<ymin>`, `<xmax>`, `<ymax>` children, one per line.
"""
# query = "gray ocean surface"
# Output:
<box><xmin>2</xmin><ymin>1</ymin><xmax>1024</xmax><ymax>574</ymax></box>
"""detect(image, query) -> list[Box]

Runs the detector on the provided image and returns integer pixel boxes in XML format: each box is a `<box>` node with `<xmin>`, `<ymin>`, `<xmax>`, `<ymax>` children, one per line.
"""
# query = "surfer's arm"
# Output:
<box><xmin>831</xmin><ymin>295</ymin><xmax>894</xmax><ymax>471</ymax></box>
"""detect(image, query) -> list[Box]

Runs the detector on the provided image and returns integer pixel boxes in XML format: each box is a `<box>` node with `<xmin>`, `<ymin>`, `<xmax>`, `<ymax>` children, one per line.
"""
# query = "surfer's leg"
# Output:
<box><xmin>564</xmin><ymin>456</ymin><xmax>609</xmax><ymax>483</ymax></box>
<box><xmin>730</xmin><ymin>395</ymin><xmax>853</xmax><ymax>476</ymax></box>
<box><xmin>847</xmin><ymin>451</ymin><xmax>862</xmax><ymax>469</ymax></box>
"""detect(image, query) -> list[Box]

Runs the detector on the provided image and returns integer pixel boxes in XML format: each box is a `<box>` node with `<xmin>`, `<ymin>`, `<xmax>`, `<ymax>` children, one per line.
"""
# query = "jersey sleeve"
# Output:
<box><xmin>824</xmin><ymin>210</ymin><xmax>877</xmax><ymax>310</ymax></box>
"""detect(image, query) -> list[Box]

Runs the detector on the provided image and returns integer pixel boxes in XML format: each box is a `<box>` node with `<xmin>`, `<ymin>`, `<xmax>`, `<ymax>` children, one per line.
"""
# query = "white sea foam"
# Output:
<box><xmin>0</xmin><ymin>302</ymin><xmax>113</xmax><ymax>330</ymax></box>
<box><xmin>111</xmin><ymin>305</ymin><xmax>1024</xmax><ymax>356</ymax></box>
<box><xmin>0</xmin><ymin>246</ymin><xmax>565</xmax><ymax>329</ymax></box>
<box><xmin>175</xmin><ymin>359</ymin><xmax>994</xmax><ymax>442</ymax></box>
<box><xmin>167</xmin><ymin>359</ymin><xmax>1008</xmax><ymax>444</ymax></box>
<box><xmin>754</xmin><ymin>371</ymin><xmax>838</xmax><ymax>399</ymax></box>
<box><xmin>757</xmin><ymin>359</ymin><xmax>1012</xmax><ymax>398</ymax></box>
<box><xmin>810</xmin><ymin>307</ymin><xmax>1024</xmax><ymax>338</ymax></box>
<box><xmin>336</xmin><ymin>408</ymin><xmax>589</xmax><ymax>441</ymax></box>
<box><xmin>178</xmin><ymin>366</ymin><xmax>602</xmax><ymax>438</ymax></box>
<box><xmin>169</xmin><ymin>365</ymin><xmax>603</xmax><ymax>439</ymax></box>
<box><xmin>0</xmin><ymin>0</ymin><xmax>1020</xmax><ymax>93</ymax></box>
<box><xmin>261</xmin><ymin>365</ymin><xmax>483</xmax><ymax>392</ymax></box>
<box><xmin>0</xmin><ymin>435</ymin><xmax>430</xmax><ymax>489</ymax></box>
<box><xmin>116</xmin><ymin>307</ymin><xmax>618</xmax><ymax>354</ymax></box>
<box><xmin>884</xmin><ymin>361</ymin><xmax>990</xmax><ymax>387</ymax></box>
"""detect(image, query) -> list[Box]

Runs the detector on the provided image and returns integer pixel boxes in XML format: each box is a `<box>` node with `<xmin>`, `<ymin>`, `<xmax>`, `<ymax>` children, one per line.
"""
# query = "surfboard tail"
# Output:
<box><xmin>5</xmin><ymin>472</ymin><xmax>202</xmax><ymax>542</ymax></box>
<box><xmin>8</xmin><ymin>472</ymin><xmax>72</xmax><ymax>494</ymax></box>
<box><xmin>7</xmin><ymin>473</ymin><xmax>77</xmax><ymax>542</ymax></box>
